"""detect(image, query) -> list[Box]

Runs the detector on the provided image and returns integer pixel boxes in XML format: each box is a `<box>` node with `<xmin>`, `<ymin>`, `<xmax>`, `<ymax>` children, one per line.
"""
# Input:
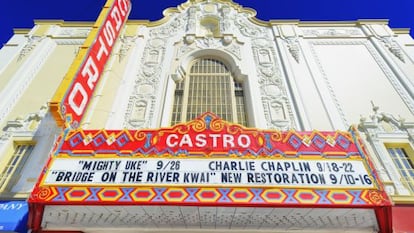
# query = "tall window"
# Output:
<box><xmin>0</xmin><ymin>143</ymin><xmax>34</xmax><ymax>192</ymax></box>
<box><xmin>171</xmin><ymin>58</ymin><xmax>247</xmax><ymax>126</ymax></box>
<box><xmin>386</xmin><ymin>144</ymin><xmax>414</xmax><ymax>193</ymax></box>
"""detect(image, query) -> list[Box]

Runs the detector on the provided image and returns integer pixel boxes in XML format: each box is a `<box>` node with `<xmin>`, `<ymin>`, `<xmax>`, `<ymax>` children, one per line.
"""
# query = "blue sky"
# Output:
<box><xmin>1</xmin><ymin>0</ymin><xmax>413</xmax><ymax>47</ymax></box>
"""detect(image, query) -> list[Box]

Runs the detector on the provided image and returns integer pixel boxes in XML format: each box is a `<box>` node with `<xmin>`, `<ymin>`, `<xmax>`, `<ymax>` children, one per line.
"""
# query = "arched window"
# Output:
<box><xmin>171</xmin><ymin>58</ymin><xmax>247</xmax><ymax>126</ymax></box>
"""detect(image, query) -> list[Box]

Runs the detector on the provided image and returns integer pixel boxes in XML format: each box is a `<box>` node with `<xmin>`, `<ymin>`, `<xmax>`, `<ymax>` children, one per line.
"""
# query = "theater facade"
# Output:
<box><xmin>0</xmin><ymin>0</ymin><xmax>413</xmax><ymax>232</ymax></box>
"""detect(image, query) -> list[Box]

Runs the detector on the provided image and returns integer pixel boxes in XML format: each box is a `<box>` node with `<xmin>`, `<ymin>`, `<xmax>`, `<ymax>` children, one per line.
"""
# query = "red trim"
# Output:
<box><xmin>375</xmin><ymin>206</ymin><xmax>393</xmax><ymax>233</ymax></box>
<box><xmin>392</xmin><ymin>205</ymin><xmax>414</xmax><ymax>233</ymax></box>
<box><xmin>28</xmin><ymin>203</ymin><xmax>44</xmax><ymax>233</ymax></box>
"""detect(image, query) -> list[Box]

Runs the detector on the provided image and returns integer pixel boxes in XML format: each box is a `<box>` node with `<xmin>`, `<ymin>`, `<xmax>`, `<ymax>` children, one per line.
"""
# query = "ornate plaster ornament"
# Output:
<box><xmin>117</xmin><ymin>36</ymin><xmax>138</xmax><ymax>62</ymax></box>
<box><xmin>302</xmin><ymin>28</ymin><xmax>363</xmax><ymax>38</ymax></box>
<box><xmin>381</xmin><ymin>37</ymin><xmax>405</xmax><ymax>63</ymax></box>
<box><xmin>285</xmin><ymin>37</ymin><xmax>300</xmax><ymax>63</ymax></box>
<box><xmin>18</xmin><ymin>36</ymin><xmax>45</xmax><ymax>61</ymax></box>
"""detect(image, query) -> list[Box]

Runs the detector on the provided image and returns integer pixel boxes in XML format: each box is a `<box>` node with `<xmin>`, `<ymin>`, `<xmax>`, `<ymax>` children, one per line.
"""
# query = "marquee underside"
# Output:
<box><xmin>40</xmin><ymin>205</ymin><xmax>378</xmax><ymax>232</ymax></box>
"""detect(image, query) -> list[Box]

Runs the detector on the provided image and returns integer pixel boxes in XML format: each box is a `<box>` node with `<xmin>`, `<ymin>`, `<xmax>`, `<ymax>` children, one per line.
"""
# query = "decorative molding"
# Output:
<box><xmin>220</xmin><ymin>5</ymin><xmax>233</xmax><ymax>33</ymax></box>
<box><xmin>358</xmin><ymin>104</ymin><xmax>414</xmax><ymax>196</ymax></box>
<box><xmin>232</xmin><ymin>12</ymin><xmax>297</xmax><ymax>129</ymax></box>
<box><xmin>122</xmin><ymin>14</ymin><xmax>196</xmax><ymax>128</ymax></box>
<box><xmin>278</xmin><ymin>25</ymin><xmax>301</xmax><ymax>63</ymax></box>
<box><xmin>185</xmin><ymin>2</ymin><xmax>236</xmax><ymax>39</ymax></box>
<box><xmin>381</xmin><ymin>37</ymin><xmax>406</xmax><ymax>63</ymax></box>
<box><xmin>117</xmin><ymin>36</ymin><xmax>138</xmax><ymax>62</ymax></box>
<box><xmin>362</xmin><ymin>40</ymin><xmax>414</xmax><ymax>113</ymax></box>
<box><xmin>178</xmin><ymin>37</ymin><xmax>240</xmax><ymax>60</ymax></box>
<box><xmin>124</xmin><ymin>37</ymin><xmax>167</xmax><ymax>128</ymax></box>
<box><xmin>177</xmin><ymin>45</ymin><xmax>196</xmax><ymax>60</ymax></box>
<box><xmin>17</xmin><ymin>36</ymin><xmax>45</xmax><ymax>61</ymax></box>
<box><xmin>150</xmin><ymin>14</ymin><xmax>185</xmax><ymax>38</ymax></box>
<box><xmin>309</xmin><ymin>40</ymin><xmax>414</xmax><ymax>128</ymax></box>
<box><xmin>284</xmin><ymin>37</ymin><xmax>300</xmax><ymax>63</ymax></box>
<box><xmin>224</xmin><ymin>42</ymin><xmax>241</xmax><ymax>60</ymax></box>
<box><xmin>302</xmin><ymin>28</ymin><xmax>363</xmax><ymax>38</ymax></box>
<box><xmin>308</xmin><ymin>41</ymin><xmax>350</xmax><ymax>128</ymax></box>
<box><xmin>54</xmin><ymin>28</ymin><xmax>91</xmax><ymax>38</ymax></box>
<box><xmin>0</xmin><ymin>38</ymin><xmax>55</xmax><ymax>125</ymax></box>
<box><xmin>54</xmin><ymin>39</ymin><xmax>84</xmax><ymax>45</ymax></box>
<box><xmin>186</xmin><ymin>6</ymin><xmax>197</xmax><ymax>33</ymax></box>
<box><xmin>366</xmin><ymin>24</ymin><xmax>406</xmax><ymax>63</ymax></box>
<box><xmin>234</xmin><ymin>13</ymin><xmax>267</xmax><ymax>38</ymax></box>
<box><xmin>361</xmin><ymin>102</ymin><xmax>407</xmax><ymax>133</ymax></box>
<box><xmin>195</xmin><ymin>37</ymin><xmax>221</xmax><ymax>48</ymax></box>
<box><xmin>251</xmin><ymin>38</ymin><xmax>294</xmax><ymax>130</ymax></box>
<box><xmin>1</xmin><ymin>104</ymin><xmax>48</xmax><ymax>140</ymax></box>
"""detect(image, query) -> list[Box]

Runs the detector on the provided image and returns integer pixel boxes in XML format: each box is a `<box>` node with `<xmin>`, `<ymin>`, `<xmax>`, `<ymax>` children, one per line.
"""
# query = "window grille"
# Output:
<box><xmin>0</xmin><ymin>144</ymin><xmax>34</xmax><ymax>191</ymax></box>
<box><xmin>171</xmin><ymin>58</ymin><xmax>247</xmax><ymax>126</ymax></box>
<box><xmin>387</xmin><ymin>146</ymin><xmax>414</xmax><ymax>193</ymax></box>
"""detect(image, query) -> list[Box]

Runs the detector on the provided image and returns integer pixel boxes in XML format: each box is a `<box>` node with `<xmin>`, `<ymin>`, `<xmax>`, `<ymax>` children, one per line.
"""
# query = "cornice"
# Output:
<box><xmin>270</xmin><ymin>20</ymin><xmax>389</xmax><ymax>28</ymax></box>
<box><xmin>357</xmin><ymin>19</ymin><xmax>389</xmax><ymax>25</ymax></box>
<box><xmin>33</xmin><ymin>20</ymin><xmax>64</xmax><ymax>25</ymax></box>
<box><xmin>300</xmin><ymin>21</ymin><xmax>360</xmax><ymax>27</ymax></box>
<box><xmin>13</xmin><ymin>29</ymin><xmax>31</xmax><ymax>34</ymax></box>
<box><xmin>127</xmin><ymin>20</ymin><xmax>151</xmax><ymax>26</ymax></box>
<box><xmin>393</xmin><ymin>28</ymin><xmax>411</xmax><ymax>35</ymax></box>
<box><xmin>34</xmin><ymin>20</ymin><xmax>94</xmax><ymax>27</ymax></box>
<box><xmin>270</xmin><ymin>20</ymin><xmax>300</xmax><ymax>25</ymax></box>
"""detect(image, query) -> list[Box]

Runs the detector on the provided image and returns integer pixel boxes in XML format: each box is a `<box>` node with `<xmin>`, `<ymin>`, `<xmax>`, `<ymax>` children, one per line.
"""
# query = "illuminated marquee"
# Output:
<box><xmin>50</xmin><ymin>0</ymin><xmax>131</xmax><ymax>128</ymax></box>
<box><xmin>165</xmin><ymin>133</ymin><xmax>252</xmax><ymax>148</ymax></box>
<box><xmin>30</xmin><ymin>113</ymin><xmax>389</xmax><ymax>210</ymax></box>
<box><xmin>55</xmin><ymin>114</ymin><xmax>366</xmax><ymax>157</ymax></box>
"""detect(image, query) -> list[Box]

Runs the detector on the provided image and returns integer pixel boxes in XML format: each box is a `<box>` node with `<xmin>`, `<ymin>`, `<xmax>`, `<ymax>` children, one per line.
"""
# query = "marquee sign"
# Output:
<box><xmin>30</xmin><ymin>113</ymin><xmax>389</xmax><ymax>208</ymax></box>
<box><xmin>43</xmin><ymin>158</ymin><xmax>374</xmax><ymax>189</ymax></box>
<box><xmin>49</xmin><ymin>0</ymin><xmax>131</xmax><ymax>128</ymax></box>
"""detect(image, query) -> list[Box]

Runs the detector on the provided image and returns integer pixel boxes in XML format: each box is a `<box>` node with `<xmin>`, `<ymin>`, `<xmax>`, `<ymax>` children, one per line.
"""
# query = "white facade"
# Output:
<box><xmin>0</xmin><ymin>0</ymin><xmax>414</xmax><ymax>232</ymax></box>
<box><xmin>84</xmin><ymin>0</ymin><xmax>414</xmax><ymax>202</ymax></box>
<box><xmin>0</xmin><ymin>23</ymin><xmax>81</xmax><ymax>198</ymax></box>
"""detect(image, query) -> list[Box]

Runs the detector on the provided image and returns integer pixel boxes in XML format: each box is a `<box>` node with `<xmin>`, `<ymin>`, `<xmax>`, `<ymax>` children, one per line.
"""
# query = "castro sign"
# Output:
<box><xmin>165</xmin><ymin>133</ymin><xmax>252</xmax><ymax>148</ymax></box>
<box><xmin>51</xmin><ymin>0</ymin><xmax>131</xmax><ymax>128</ymax></box>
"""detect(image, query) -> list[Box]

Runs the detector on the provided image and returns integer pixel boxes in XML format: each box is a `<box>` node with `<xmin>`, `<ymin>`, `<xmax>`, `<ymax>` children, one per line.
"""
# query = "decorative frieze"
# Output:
<box><xmin>234</xmin><ymin>13</ymin><xmax>267</xmax><ymax>38</ymax></box>
<box><xmin>54</xmin><ymin>28</ymin><xmax>91</xmax><ymax>38</ymax></box>
<box><xmin>302</xmin><ymin>28</ymin><xmax>363</xmax><ymax>38</ymax></box>
<box><xmin>54</xmin><ymin>39</ymin><xmax>84</xmax><ymax>45</ymax></box>
<box><xmin>117</xmin><ymin>36</ymin><xmax>138</xmax><ymax>62</ymax></box>
<box><xmin>186</xmin><ymin>6</ymin><xmax>198</xmax><ymax>33</ymax></box>
<box><xmin>150</xmin><ymin>14</ymin><xmax>185</xmax><ymax>38</ymax></box>
<box><xmin>181</xmin><ymin>36</ymin><xmax>241</xmax><ymax>60</ymax></box>
<box><xmin>381</xmin><ymin>37</ymin><xmax>405</xmax><ymax>62</ymax></box>
<box><xmin>220</xmin><ymin>6</ymin><xmax>232</xmax><ymax>33</ymax></box>
<box><xmin>17</xmin><ymin>36</ymin><xmax>45</xmax><ymax>61</ymax></box>
<box><xmin>365</xmin><ymin>24</ymin><xmax>406</xmax><ymax>63</ymax></box>
<box><xmin>124</xmin><ymin>36</ymin><xmax>167</xmax><ymax>128</ymax></box>
<box><xmin>284</xmin><ymin>37</ymin><xmax>300</xmax><ymax>63</ymax></box>
<box><xmin>1</xmin><ymin>104</ymin><xmax>48</xmax><ymax>140</ymax></box>
<box><xmin>277</xmin><ymin>25</ymin><xmax>301</xmax><ymax>63</ymax></box>
<box><xmin>251</xmin><ymin>38</ymin><xmax>293</xmax><ymax>130</ymax></box>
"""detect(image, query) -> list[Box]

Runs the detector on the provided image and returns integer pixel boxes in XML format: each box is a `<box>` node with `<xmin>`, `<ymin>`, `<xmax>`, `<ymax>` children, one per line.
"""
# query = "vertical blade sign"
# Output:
<box><xmin>59</xmin><ymin>0</ymin><xmax>131</xmax><ymax>128</ymax></box>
